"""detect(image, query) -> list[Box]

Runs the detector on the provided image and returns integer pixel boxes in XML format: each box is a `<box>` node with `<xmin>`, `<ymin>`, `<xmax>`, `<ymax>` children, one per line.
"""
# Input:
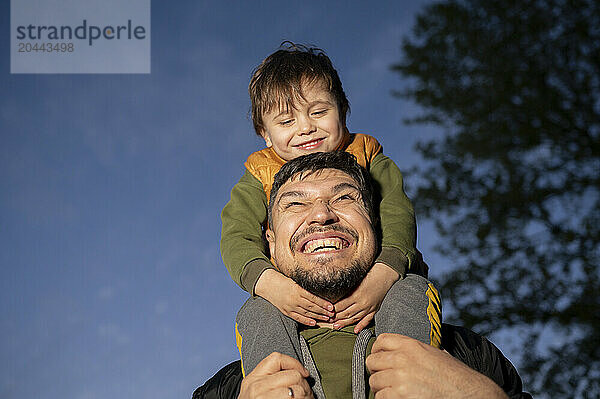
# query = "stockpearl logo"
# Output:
<box><xmin>11</xmin><ymin>0</ymin><xmax>151</xmax><ymax>74</ymax></box>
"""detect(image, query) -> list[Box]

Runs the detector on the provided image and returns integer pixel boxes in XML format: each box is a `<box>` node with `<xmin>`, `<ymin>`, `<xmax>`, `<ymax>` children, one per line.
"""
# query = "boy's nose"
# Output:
<box><xmin>307</xmin><ymin>200</ymin><xmax>338</xmax><ymax>225</ymax></box>
<box><xmin>297</xmin><ymin>115</ymin><xmax>316</xmax><ymax>135</ymax></box>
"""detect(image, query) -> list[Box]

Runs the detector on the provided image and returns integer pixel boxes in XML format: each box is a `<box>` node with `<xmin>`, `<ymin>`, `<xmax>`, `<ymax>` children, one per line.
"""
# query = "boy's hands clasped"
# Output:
<box><xmin>255</xmin><ymin>269</ymin><xmax>335</xmax><ymax>326</ymax></box>
<box><xmin>332</xmin><ymin>262</ymin><xmax>399</xmax><ymax>333</ymax></box>
<box><xmin>255</xmin><ymin>263</ymin><xmax>398</xmax><ymax>329</ymax></box>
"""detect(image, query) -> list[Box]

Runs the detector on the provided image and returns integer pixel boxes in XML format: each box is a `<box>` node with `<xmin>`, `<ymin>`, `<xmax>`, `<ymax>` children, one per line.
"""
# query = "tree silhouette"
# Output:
<box><xmin>393</xmin><ymin>0</ymin><xmax>599</xmax><ymax>397</ymax></box>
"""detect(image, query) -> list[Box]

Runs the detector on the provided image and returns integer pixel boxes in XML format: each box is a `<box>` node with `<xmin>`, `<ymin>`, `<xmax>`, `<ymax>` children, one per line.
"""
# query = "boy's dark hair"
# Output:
<box><xmin>249</xmin><ymin>42</ymin><xmax>350</xmax><ymax>136</ymax></box>
<box><xmin>268</xmin><ymin>151</ymin><xmax>377</xmax><ymax>230</ymax></box>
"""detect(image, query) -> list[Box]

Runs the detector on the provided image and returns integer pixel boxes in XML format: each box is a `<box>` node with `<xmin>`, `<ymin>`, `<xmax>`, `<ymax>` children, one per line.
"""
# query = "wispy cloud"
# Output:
<box><xmin>98</xmin><ymin>322</ymin><xmax>131</xmax><ymax>345</ymax></box>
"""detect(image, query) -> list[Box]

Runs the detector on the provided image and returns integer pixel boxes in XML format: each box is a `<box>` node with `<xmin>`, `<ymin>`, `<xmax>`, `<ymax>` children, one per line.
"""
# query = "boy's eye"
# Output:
<box><xmin>279</xmin><ymin>119</ymin><xmax>294</xmax><ymax>126</ymax></box>
<box><xmin>311</xmin><ymin>109</ymin><xmax>327</xmax><ymax>116</ymax></box>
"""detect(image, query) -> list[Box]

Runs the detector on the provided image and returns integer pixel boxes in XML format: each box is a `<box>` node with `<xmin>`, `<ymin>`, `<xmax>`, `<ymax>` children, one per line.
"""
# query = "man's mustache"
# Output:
<box><xmin>289</xmin><ymin>224</ymin><xmax>359</xmax><ymax>252</ymax></box>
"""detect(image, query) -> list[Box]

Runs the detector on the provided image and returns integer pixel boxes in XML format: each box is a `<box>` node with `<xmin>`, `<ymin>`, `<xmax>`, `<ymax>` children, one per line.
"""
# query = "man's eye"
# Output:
<box><xmin>284</xmin><ymin>201</ymin><xmax>306</xmax><ymax>209</ymax></box>
<box><xmin>334</xmin><ymin>194</ymin><xmax>356</xmax><ymax>203</ymax></box>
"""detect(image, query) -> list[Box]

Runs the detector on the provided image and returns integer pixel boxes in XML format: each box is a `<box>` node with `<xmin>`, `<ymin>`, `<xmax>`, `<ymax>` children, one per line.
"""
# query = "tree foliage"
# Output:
<box><xmin>394</xmin><ymin>0</ymin><xmax>599</xmax><ymax>397</ymax></box>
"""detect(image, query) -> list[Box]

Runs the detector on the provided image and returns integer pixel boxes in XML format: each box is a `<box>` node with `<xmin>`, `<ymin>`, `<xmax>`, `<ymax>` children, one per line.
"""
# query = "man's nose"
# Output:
<box><xmin>307</xmin><ymin>200</ymin><xmax>339</xmax><ymax>225</ymax></box>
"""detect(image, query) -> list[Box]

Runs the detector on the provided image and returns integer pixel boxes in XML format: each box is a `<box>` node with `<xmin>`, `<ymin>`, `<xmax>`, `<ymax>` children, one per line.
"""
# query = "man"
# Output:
<box><xmin>195</xmin><ymin>152</ymin><xmax>531</xmax><ymax>399</ymax></box>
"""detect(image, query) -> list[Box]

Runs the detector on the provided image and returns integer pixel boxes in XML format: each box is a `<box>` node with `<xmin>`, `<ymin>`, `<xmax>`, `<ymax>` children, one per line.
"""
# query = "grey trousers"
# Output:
<box><xmin>235</xmin><ymin>274</ymin><xmax>441</xmax><ymax>375</ymax></box>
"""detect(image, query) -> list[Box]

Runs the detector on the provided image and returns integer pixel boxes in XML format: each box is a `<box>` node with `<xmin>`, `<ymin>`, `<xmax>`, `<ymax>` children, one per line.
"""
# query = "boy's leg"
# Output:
<box><xmin>235</xmin><ymin>296</ymin><xmax>302</xmax><ymax>375</ymax></box>
<box><xmin>374</xmin><ymin>274</ymin><xmax>442</xmax><ymax>348</ymax></box>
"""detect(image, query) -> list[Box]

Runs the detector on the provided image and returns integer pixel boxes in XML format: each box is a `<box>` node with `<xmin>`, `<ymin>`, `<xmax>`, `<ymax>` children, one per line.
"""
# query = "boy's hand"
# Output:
<box><xmin>255</xmin><ymin>269</ymin><xmax>335</xmax><ymax>326</ymax></box>
<box><xmin>331</xmin><ymin>262</ymin><xmax>399</xmax><ymax>333</ymax></box>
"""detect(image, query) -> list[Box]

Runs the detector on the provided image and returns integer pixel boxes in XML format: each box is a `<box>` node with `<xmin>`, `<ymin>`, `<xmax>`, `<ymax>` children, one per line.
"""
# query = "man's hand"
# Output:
<box><xmin>238</xmin><ymin>352</ymin><xmax>314</xmax><ymax>399</ymax></box>
<box><xmin>255</xmin><ymin>269</ymin><xmax>334</xmax><ymax>326</ymax></box>
<box><xmin>332</xmin><ymin>263</ymin><xmax>398</xmax><ymax>333</ymax></box>
<box><xmin>366</xmin><ymin>333</ymin><xmax>509</xmax><ymax>399</ymax></box>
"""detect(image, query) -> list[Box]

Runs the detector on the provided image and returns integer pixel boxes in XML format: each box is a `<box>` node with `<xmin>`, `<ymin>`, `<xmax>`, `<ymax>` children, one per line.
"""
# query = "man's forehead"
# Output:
<box><xmin>276</xmin><ymin>169</ymin><xmax>358</xmax><ymax>197</ymax></box>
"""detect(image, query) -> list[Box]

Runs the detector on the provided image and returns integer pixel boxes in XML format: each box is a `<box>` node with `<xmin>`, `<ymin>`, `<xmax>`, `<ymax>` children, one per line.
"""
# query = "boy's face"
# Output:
<box><xmin>260</xmin><ymin>80</ymin><xmax>346</xmax><ymax>161</ymax></box>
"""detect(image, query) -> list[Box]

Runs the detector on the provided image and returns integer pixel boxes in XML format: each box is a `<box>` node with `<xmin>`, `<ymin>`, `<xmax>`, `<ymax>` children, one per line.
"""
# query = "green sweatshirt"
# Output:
<box><xmin>220</xmin><ymin>152</ymin><xmax>418</xmax><ymax>294</ymax></box>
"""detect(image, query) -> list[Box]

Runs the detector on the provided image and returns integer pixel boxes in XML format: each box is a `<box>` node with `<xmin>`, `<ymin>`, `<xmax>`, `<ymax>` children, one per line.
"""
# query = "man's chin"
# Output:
<box><xmin>290</xmin><ymin>259</ymin><xmax>370</xmax><ymax>303</ymax></box>
<box><xmin>298</xmin><ymin>252</ymin><xmax>341</xmax><ymax>266</ymax></box>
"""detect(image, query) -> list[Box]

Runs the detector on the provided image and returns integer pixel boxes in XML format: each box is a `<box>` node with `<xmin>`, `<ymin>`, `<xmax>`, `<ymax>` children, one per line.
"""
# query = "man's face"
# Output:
<box><xmin>266</xmin><ymin>169</ymin><xmax>377</xmax><ymax>302</ymax></box>
<box><xmin>260</xmin><ymin>80</ymin><xmax>346</xmax><ymax>161</ymax></box>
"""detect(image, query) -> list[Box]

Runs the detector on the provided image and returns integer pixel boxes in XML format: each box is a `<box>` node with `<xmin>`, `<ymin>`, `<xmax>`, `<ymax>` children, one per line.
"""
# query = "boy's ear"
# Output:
<box><xmin>260</xmin><ymin>131</ymin><xmax>273</xmax><ymax>148</ymax></box>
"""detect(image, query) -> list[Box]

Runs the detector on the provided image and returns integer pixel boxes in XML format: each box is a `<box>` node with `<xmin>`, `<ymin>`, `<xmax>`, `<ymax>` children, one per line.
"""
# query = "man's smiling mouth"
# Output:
<box><xmin>292</xmin><ymin>225</ymin><xmax>358</xmax><ymax>255</ymax></box>
<box><xmin>302</xmin><ymin>237</ymin><xmax>349</xmax><ymax>254</ymax></box>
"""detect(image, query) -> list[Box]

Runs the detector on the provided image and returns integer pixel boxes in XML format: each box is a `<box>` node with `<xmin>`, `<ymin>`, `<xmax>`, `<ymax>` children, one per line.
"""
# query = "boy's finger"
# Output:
<box><xmin>332</xmin><ymin>317</ymin><xmax>354</xmax><ymax>330</ymax></box>
<box><xmin>333</xmin><ymin>297</ymin><xmax>353</xmax><ymax>313</ymax></box>
<box><xmin>299</xmin><ymin>298</ymin><xmax>334</xmax><ymax>317</ymax></box>
<box><xmin>335</xmin><ymin>303</ymin><xmax>360</xmax><ymax>320</ymax></box>
<box><xmin>300</xmin><ymin>290</ymin><xmax>334</xmax><ymax>312</ymax></box>
<box><xmin>354</xmin><ymin>312</ymin><xmax>375</xmax><ymax>333</ymax></box>
<box><xmin>332</xmin><ymin>311</ymin><xmax>366</xmax><ymax>329</ymax></box>
<box><xmin>290</xmin><ymin>312</ymin><xmax>318</xmax><ymax>327</ymax></box>
<box><xmin>297</xmin><ymin>306</ymin><xmax>332</xmax><ymax>321</ymax></box>
<box><xmin>333</xmin><ymin>308</ymin><xmax>370</xmax><ymax>329</ymax></box>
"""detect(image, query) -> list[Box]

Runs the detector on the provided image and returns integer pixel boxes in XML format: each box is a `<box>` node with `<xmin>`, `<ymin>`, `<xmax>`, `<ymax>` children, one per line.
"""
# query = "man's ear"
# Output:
<box><xmin>265</xmin><ymin>228</ymin><xmax>275</xmax><ymax>257</ymax></box>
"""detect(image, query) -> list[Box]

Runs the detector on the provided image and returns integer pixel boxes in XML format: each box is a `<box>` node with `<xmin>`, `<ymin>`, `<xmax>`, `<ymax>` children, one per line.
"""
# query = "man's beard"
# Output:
<box><xmin>289</xmin><ymin>258</ymin><xmax>371</xmax><ymax>303</ymax></box>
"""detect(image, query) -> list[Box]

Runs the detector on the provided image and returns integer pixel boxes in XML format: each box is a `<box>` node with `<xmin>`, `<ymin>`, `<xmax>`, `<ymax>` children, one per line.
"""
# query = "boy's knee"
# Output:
<box><xmin>236</xmin><ymin>296</ymin><xmax>282</xmax><ymax>326</ymax></box>
<box><xmin>384</xmin><ymin>274</ymin><xmax>431</xmax><ymax>305</ymax></box>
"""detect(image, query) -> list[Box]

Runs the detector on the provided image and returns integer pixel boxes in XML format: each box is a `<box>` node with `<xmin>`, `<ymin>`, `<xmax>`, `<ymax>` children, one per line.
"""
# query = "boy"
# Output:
<box><xmin>221</xmin><ymin>42</ymin><xmax>441</xmax><ymax>376</ymax></box>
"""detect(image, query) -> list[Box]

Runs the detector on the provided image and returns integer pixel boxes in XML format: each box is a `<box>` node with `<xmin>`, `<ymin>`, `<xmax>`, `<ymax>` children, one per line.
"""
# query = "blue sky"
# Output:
<box><xmin>1</xmin><ymin>1</ymin><xmax>524</xmax><ymax>398</ymax></box>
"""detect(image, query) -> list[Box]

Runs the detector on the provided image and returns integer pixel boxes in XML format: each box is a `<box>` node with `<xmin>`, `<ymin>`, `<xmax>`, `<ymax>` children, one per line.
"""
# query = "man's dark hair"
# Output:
<box><xmin>268</xmin><ymin>152</ymin><xmax>377</xmax><ymax>229</ymax></box>
<box><xmin>248</xmin><ymin>41</ymin><xmax>350</xmax><ymax>136</ymax></box>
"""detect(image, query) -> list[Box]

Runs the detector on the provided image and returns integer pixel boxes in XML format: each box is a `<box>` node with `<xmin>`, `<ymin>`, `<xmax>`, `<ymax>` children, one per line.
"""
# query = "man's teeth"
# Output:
<box><xmin>303</xmin><ymin>238</ymin><xmax>346</xmax><ymax>253</ymax></box>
